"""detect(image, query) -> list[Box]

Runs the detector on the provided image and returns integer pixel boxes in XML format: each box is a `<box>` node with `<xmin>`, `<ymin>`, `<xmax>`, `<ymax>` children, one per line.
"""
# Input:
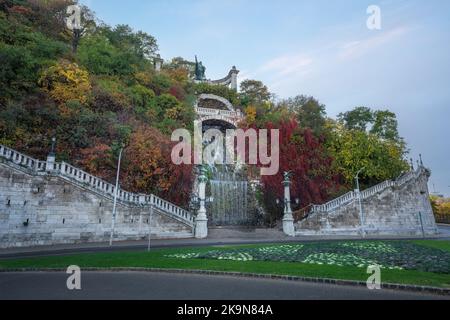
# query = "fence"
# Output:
<box><xmin>435</xmin><ymin>215</ymin><xmax>450</xmax><ymax>224</ymax></box>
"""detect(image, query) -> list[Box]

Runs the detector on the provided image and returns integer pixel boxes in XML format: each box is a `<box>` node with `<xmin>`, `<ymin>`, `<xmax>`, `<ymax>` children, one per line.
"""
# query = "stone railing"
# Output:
<box><xmin>309</xmin><ymin>167</ymin><xmax>426</xmax><ymax>214</ymax></box>
<box><xmin>196</xmin><ymin>106</ymin><xmax>242</xmax><ymax>118</ymax></box>
<box><xmin>0</xmin><ymin>144</ymin><xmax>194</xmax><ymax>227</ymax></box>
<box><xmin>310</xmin><ymin>191</ymin><xmax>356</xmax><ymax>214</ymax></box>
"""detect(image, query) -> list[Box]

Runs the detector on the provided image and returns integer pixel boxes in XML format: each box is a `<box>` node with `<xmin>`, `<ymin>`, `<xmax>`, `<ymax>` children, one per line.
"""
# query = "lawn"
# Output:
<box><xmin>1</xmin><ymin>240</ymin><xmax>449</xmax><ymax>288</ymax></box>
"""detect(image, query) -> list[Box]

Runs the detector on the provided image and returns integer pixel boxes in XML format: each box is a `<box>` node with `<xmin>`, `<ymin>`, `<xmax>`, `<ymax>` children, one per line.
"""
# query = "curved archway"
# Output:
<box><xmin>199</xmin><ymin>115</ymin><xmax>239</xmax><ymax>129</ymax></box>
<box><xmin>195</xmin><ymin>94</ymin><xmax>235</xmax><ymax>112</ymax></box>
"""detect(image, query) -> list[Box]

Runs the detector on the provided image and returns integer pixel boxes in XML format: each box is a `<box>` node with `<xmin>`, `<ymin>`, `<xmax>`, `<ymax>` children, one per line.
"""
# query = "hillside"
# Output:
<box><xmin>0</xmin><ymin>1</ymin><xmax>410</xmax><ymax>221</ymax></box>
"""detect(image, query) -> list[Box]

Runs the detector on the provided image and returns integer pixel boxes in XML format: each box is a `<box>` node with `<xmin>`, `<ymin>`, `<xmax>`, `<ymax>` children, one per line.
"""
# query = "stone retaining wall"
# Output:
<box><xmin>0</xmin><ymin>162</ymin><xmax>193</xmax><ymax>248</ymax></box>
<box><xmin>296</xmin><ymin>167</ymin><xmax>438</xmax><ymax>236</ymax></box>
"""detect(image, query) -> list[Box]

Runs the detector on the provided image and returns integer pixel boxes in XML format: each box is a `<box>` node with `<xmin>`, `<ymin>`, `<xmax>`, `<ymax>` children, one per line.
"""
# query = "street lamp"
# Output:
<box><xmin>355</xmin><ymin>168</ymin><xmax>365</xmax><ymax>238</ymax></box>
<box><xmin>109</xmin><ymin>147</ymin><xmax>124</xmax><ymax>246</ymax></box>
<box><xmin>147</xmin><ymin>199</ymin><xmax>154</xmax><ymax>252</ymax></box>
<box><xmin>50</xmin><ymin>137</ymin><xmax>56</xmax><ymax>156</ymax></box>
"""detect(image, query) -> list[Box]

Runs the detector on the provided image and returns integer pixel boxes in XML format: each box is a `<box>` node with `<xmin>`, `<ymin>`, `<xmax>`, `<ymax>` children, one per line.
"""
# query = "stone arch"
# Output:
<box><xmin>195</xmin><ymin>94</ymin><xmax>235</xmax><ymax>112</ymax></box>
<box><xmin>198</xmin><ymin>115</ymin><xmax>238</xmax><ymax>128</ymax></box>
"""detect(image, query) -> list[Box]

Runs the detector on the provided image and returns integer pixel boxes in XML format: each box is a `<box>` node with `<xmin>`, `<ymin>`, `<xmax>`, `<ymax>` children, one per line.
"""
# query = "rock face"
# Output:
<box><xmin>296</xmin><ymin>167</ymin><xmax>438</xmax><ymax>236</ymax></box>
<box><xmin>0</xmin><ymin>161</ymin><xmax>193</xmax><ymax>248</ymax></box>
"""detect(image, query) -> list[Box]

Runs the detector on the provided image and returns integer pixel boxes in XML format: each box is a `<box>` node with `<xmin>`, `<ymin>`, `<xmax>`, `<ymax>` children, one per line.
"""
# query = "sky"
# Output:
<box><xmin>80</xmin><ymin>0</ymin><xmax>450</xmax><ymax>196</ymax></box>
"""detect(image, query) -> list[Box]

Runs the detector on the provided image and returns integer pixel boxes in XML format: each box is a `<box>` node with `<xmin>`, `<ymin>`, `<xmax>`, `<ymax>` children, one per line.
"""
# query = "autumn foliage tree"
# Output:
<box><xmin>121</xmin><ymin>125</ymin><xmax>193</xmax><ymax>206</ymax></box>
<box><xmin>257</xmin><ymin>119</ymin><xmax>342</xmax><ymax>222</ymax></box>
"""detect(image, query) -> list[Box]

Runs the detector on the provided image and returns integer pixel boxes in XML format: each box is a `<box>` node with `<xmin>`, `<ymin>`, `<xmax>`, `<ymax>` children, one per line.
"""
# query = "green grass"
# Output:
<box><xmin>1</xmin><ymin>241</ymin><xmax>449</xmax><ymax>288</ymax></box>
<box><xmin>412</xmin><ymin>240</ymin><xmax>450</xmax><ymax>252</ymax></box>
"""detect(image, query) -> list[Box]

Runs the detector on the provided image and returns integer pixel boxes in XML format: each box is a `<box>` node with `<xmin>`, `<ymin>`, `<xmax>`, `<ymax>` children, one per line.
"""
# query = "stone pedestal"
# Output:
<box><xmin>46</xmin><ymin>154</ymin><xmax>56</xmax><ymax>173</ymax></box>
<box><xmin>283</xmin><ymin>215</ymin><xmax>295</xmax><ymax>237</ymax></box>
<box><xmin>195</xmin><ymin>211</ymin><xmax>208</xmax><ymax>239</ymax></box>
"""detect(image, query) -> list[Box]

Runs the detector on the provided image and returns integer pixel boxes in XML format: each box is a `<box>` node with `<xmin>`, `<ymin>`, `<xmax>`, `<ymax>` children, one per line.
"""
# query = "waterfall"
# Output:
<box><xmin>209</xmin><ymin>166</ymin><xmax>249</xmax><ymax>226</ymax></box>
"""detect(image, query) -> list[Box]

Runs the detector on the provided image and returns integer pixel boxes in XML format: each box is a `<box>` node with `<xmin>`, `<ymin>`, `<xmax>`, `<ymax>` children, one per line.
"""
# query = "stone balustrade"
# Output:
<box><xmin>196</xmin><ymin>107</ymin><xmax>242</xmax><ymax>118</ymax></box>
<box><xmin>0</xmin><ymin>144</ymin><xmax>194</xmax><ymax>227</ymax></box>
<box><xmin>310</xmin><ymin>167</ymin><xmax>427</xmax><ymax>215</ymax></box>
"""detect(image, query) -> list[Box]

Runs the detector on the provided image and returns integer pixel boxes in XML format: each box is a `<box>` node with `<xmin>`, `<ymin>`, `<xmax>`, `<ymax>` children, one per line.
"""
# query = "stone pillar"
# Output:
<box><xmin>154</xmin><ymin>54</ymin><xmax>163</xmax><ymax>72</ymax></box>
<box><xmin>46</xmin><ymin>137</ymin><xmax>57</xmax><ymax>173</ymax></box>
<box><xmin>230</xmin><ymin>66</ymin><xmax>239</xmax><ymax>91</ymax></box>
<box><xmin>282</xmin><ymin>173</ymin><xmax>295</xmax><ymax>237</ymax></box>
<box><xmin>195</xmin><ymin>170</ymin><xmax>208</xmax><ymax>239</ymax></box>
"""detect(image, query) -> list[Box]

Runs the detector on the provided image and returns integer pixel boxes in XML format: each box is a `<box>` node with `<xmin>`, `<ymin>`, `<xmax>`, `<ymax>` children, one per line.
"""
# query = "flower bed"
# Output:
<box><xmin>166</xmin><ymin>241</ymin><xmax>450</xmax><ymax>273</ymax></box>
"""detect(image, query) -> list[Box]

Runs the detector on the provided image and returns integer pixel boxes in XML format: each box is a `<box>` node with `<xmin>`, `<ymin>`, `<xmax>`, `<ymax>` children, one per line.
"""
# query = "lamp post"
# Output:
<box><xmin>147</xmin><ymin>198</ymin><xmax>154</xmax><ymax>252</ymax></box>
<box><xmin>276</xmin><ymin>172</ymin><xmax>299</xmax><ymax>237</ymax></box>
<box><xmin>355</xmin><ymin>168</ymin><xmax>365</xmax><ymax>238</ymax></box>
<box><xmin>194</xmin><ymin>165</ymin><xmax>213</xmax><ymax>239</ymax></box>
<box><xmin>46</xmin><ymin>137</ymin><xmax>57</xmax><ymax>173</ymax></box>
<box><xmin>50</xmin><ymin>137</ymin><xmax>56</xmax><ymax>155</ymax></box>
<box><xmin>109</xmin><ymin>147</ymin><xmax>123</xmax><ymax>246</ymax></box>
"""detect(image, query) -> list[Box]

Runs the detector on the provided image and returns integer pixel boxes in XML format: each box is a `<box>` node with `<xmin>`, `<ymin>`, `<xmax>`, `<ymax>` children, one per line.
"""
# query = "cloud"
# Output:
<box><xmin>338</xmin><ymin>26</ymin><xmax>410</xmax><ymax>60</ymax></box>
<box><xmin>259</xmin><ymin>53</ymin><xmax>313</xmax><ymax>77</ymax></box>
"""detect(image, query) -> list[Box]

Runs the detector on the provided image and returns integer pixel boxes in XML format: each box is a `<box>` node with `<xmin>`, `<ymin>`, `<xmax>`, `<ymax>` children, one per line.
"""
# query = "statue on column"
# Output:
<box><xmin>195</xmin><ymin>55</ymin><xmax>206</xmax><ymax>81</ymax></box>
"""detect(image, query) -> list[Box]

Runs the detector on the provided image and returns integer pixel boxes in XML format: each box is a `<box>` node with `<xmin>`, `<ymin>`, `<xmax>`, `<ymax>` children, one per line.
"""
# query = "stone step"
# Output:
<box><xmin>208</xmin><ymin>227</ymin><xmax>288</xmax><ymax>240</ymax></box>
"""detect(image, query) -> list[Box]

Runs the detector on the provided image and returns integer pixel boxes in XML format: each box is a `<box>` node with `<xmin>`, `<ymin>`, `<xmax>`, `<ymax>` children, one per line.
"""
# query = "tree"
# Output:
<box><xmin>77</xmin><ymin>35</ymin><xmax>130</xmax><ymax>76</ymax></box>
<box><xmin>0</xmin><ymin>45</ymin><xmax>34</xmax><ymax>101</ymax></box>
<box><xmin>239</xmin><ymin>79</ymin><xmax>271</xmax><ymax>106</ymax></box>
<box><xmin>327</xmin><ymin>122</ymin><xmax>409</xmax><ymax>187</ymax></box>
<box><xmin>370</xmin><ymin>110</ymin><xmax>400</xmax><ymax>141</ymax></box>
<box><xmin>130</xmin><ymin>84</ymin><xmax>155</xmax><ymax>109</ymax></box>
<box><xmin>164</xmin><ymin>56</ymin><xmax>195</xmax><ymax>79</ymax></box>
<box><xmin>194</xmin><ymin>82</ymin><xmax>239</xmax><ymax>105</ymax></box>
<box><xmin>38</xmin><ymin>59</ymin><xmax>91</xmax><ymax>104</ymax></box>
<box><xmin>100</xmin><ymin>24</ymin><xmax>158</xmax><ymax>59</ymax></box>
<box><xmin>27</xmin><ymin>0</ymin><xmax>75</xmax><ymax>40</ymax></box>
<box><xmin>69</xmin><ymin>4</ymin><xmax>96</xmax><ymax>54</ymax></box>
<box><xmin>258</xmin><ymin>119</ymin><xmax>341</xmax><ymax>223</ymax></box>
<box><xmin>0</xmin><ymin>0</ymin><xmax>14</xmax><ymax>16</ymax></box>
<box><xmin>279</xmin><ymin>95</ymin><xmax>327</xmax><ymax>137</ymax></box>
<box><xmin>338</xmin><ymin>106</ymin><xmax>374</xmax><ymax>131</ymax></box>
<box><xmin>121</xmin><ymin>125</ymin><xmax>193</xmax><ymax>206</ymax></box>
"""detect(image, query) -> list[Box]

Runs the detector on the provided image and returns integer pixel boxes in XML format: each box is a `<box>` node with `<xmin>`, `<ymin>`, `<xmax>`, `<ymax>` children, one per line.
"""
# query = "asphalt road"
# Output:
<box><xmin>0</xmin><ymin>272</ymin><xmax>447</xmax><ymax>300</ymax></box>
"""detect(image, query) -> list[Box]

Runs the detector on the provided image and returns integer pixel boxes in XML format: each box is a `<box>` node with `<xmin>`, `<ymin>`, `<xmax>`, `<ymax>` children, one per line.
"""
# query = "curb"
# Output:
<box><xmin>1</xmin><ymin>267</ymin><xmax>449</xmax><ymax>297</ymax></box>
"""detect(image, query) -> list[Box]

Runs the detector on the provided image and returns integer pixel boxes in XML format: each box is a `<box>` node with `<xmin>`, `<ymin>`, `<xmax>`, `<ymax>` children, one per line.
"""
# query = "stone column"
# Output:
<box><xmin>46</xmin><ymin>137</ymin><xmax>57</xmax><ymax>173</ymax></box>
<box><xmin>154</xmin><ymin>54</ymin><xmax>163</xmax><ymax>72</ymax></box>
<box><xmin>195</xmin><ymin>170</ymin><xmax>208</xmax><ymax>239</ymax></box>
<box><xmin>230</xmin><ymin>66</ymin><xmax>239</xmax><ymax>91</ymax></box>
<box><xmin>282</xmin><ymin>173</ymin><xmax>295</xmax><ymax>237</ymax></box>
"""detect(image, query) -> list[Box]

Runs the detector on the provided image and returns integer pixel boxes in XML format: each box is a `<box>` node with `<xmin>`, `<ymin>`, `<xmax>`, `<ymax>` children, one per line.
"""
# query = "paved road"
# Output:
<box><xmin>438</xmin><ymin>224</ymin><xmax>450</xmax><ymax>238</ymax></box>
<box><xmin>0</xmin><ymin>272</ymin><xmax>447</xmax><ymax>300</ymax></box>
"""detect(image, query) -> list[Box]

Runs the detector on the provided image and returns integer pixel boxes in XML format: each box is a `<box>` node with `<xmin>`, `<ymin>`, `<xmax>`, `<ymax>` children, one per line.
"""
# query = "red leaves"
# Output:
<box><xmin>259</xmin><ymin>119</ymin><xmax>341</xmax><ymax>212</ymax></box>
<box><xmin>120</xmin><ymin>125</ymin><xmax>193</xmax><ymax>207</ymax></box>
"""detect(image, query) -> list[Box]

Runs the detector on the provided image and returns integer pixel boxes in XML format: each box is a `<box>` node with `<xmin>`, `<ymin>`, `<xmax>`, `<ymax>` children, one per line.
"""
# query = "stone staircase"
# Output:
<box><xmin>296</xmin><ymin>166</ymin><xmax>438</xmax><ymax>236</ymax></box>
<box><xmin>0</xmin><ymin>144</ymin><xmax>194</xmax><ymax>228</ymax></box>
<box><xmin>307</xmin><ymin>167</ymin><xmax>426</xmax><ymax>215</ymax></box>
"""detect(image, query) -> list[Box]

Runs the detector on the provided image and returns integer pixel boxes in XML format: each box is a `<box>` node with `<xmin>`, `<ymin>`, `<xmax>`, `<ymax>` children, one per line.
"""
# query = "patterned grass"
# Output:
<box><xmin>166</xmin><ymin>241</ymin><xmax>450</xmax><ymax>274</ymax></box>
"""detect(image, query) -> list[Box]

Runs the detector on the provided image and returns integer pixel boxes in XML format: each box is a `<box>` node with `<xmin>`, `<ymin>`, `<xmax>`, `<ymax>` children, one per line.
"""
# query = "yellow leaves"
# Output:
<box><xmin>328</xmin><ymin>126</ymin><xmax>409</xmax><ymax>186</ymax></box>
<box><xmin>134</xmin><ymin>71</ymin><xmax>153</xmax><ymax>87</ymax></box>
<box><xmin>39</xmin><ymin>59</ymin><xmax>91</xmax><ymax>105</ymax></box>
<box><xmin>165</xmin><ymin>104</ymin><xmax>184</xmax><ymax>121</ymax></box>
<box><xmin>245</xmin><ymin>105</ymin><xmax>257</xmax><ymax>125</ymax></box>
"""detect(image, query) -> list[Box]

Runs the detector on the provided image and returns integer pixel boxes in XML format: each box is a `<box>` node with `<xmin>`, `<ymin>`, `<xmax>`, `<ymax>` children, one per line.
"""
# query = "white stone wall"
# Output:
<box><xmin>0</xmin><ymin>163</ymin><xmax>193</xmax><ymax>248</ymax></box>
<box><xmin>296</xmin><ymin>168</ymin><xmax>438</xmax><ymax>236</ymax></box>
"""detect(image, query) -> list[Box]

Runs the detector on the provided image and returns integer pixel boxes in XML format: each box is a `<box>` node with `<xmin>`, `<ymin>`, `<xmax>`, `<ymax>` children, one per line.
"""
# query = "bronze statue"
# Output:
<box><xmin>195</xmin><ymin>55</ymin><xmax>206</xmax><ymax>81</ymax></box>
